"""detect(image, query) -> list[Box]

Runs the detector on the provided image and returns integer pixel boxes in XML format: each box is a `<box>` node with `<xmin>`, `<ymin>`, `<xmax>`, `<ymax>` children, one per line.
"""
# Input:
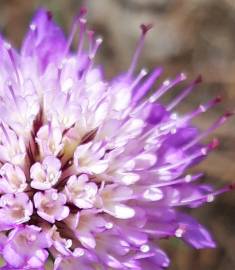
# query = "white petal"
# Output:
<box><xmin>118</xmin><ymin>172</ymin><xmax>140</xmax><ymax>185</ymax></box>
<box><xmin>78</xmin><ymin>231</ymin><xmax>96</xmax><ymax>249</ymax></box>
<box><xmin>105</xmin><ymin>203</ymin><xmax>135</xmax><ymax>219</ymax></box>
<box><xmin>88</xmin><ymin>160</ymin><xmax>108</xmax><ymax>174</ymax></box>
<box><xmin>143</xmin><ymin>187</ymin><xmax>163</xmax><ymax>201</ymax></box>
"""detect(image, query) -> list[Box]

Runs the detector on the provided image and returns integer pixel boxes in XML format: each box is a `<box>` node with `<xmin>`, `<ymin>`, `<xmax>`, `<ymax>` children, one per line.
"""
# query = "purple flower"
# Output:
<box><xmin>0</xmin><ymin>7</ymin><xmax>232</xmax><ymax>270</ymax></box>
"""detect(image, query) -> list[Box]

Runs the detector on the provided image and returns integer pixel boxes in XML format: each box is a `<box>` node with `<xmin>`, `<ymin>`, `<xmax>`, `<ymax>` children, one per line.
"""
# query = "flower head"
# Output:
<box><xmin>0</xmin><ymin>8</ymin><xmax>232</xmax><ymax>270</ymax></box>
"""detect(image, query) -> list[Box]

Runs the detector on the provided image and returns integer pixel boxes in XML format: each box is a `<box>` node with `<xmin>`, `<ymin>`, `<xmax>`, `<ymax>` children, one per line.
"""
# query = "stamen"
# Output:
<box><xmin>157</xmin><ymin>96</ymin><xmax>222</xmax><ymax>134</ymax></box>
<box><xmin>174</xmin><ymin>187</ymin><xmax>229</xmax><ymax>207</ymax></box>
<box><xmin>89</xmin><ymin>37</ymin><xmax>103</xmax><ymax>59</ymax></box>
<box><xmin>206</xmin><ymin>194</ymin><xmax>214</xmax><ymax>203</ymax></box>
<box><xmin>77</xmin><ymin>18</ymin><xmax>87</xmax><ymax>57</ymax></box>
<box><xmin>79</xmin><ymin>7</ymin><xmax>88</xmax><ymax>17</ymax></box>
<box><xmin>150</xmin><ymin>173</ymin><xmax>203</xmax><ymax>188</ymax></box>
<box><xmin>183</xmin><ymin>111</ymin><xmax>234</xmax><ymax>151</ymax></box>
<box><xmin>48</xmin><ymin>121</ymin><xmax>52</xmax><ymax>137</ymax></box>
<box><xmin>157</xmin><ymin>146</ymin><xmax>209</xmax><ymax>173</ymax></box>
<box><xmin>65</xmin><ymin>18</ymin><xmax>80</xmax><ymax>54</ymax></box>
<box><xmin>105</xmin><ymin>222</ymin><xmax>113</xmax><ymax>229</ymax></box>
<box><xmin>4</xmin><ymin>42</ymin><xmax>21</xmax><ymax>85</ymax></box>
<box><xmin>65</xmin><ymin>8</ymin><xmax>87</xmax><ymax>55</ymax></box>
<box><xmin>149</xmin><ymin>73</ymin><xmax>186</xmax><ymax>103</ymax></box>
<box><xmin>167</xmin><ymin>75</ymin><xmax>202</xmax><ymax>111</ymax></box>
<box><xmin>63</xmin><ymin>91</ymin><xmax>72</xmax><ymax>109</ymax></box>
<box><xmin>140</xmin><ymin>244</ymin><xmax>150</xmax><ymax>253</ymax></box>
<box><xmin>87</xmin><ymin>30</ymin><xmax>95</xmax><ymax>53</ymax></box>
<box><xmin>7</xmin><ymin>81</ymin><xmax>18</xmax><ymax>106</ymax></box>
<box><xmin>78</xmin><ymin>56</ymin><xmax>92</xmax><ymax>80</ymax></box>
<box><xmin>46</xmin><ymin>10</ymin><xmax>53</xmax><ymax>21</ymax></box>
<box><xmin>131</xmin><ymin>68</ymin><xmax>148</xmax><ymax>90</ymax></box>
<box><xmin>0</xmin><ymin>122</ymin><xmax>11</xmax><ymax>144</ymax></box>
<box><xmin>183</xmin><ymin>96</ymin><xmax>222</xmax><ymax>122</ymax></box>
<box><xmin>185</xmin><ymin>174</ymin><xmax>193</xmax><ymax>183</ymax></box>
<box><xmin>57</xmin><ymin>64</ymin><xmax>63</xmax><ymax>82</ymax></box>
<box><xmin>175</xmin><ymin>224</ymin><xmax>187</xmax><ymax>238</ymax></box>
<box><xmin>127</xmin><ymin>23</ymin><xmax>153</xmax><ymax>78</ymax></box>
<box><xmin>132</xmin><ymin>67</ymin><xmax>162</xmax><ymax>103</ymax></box>
<box><xmin>229</xmin><ymin>182</ymin><xmax>235</xmax><ymax>190</ymax></box>
<box><xmin>30</xmin><ymin>24</ymin><xmax>37</xmax><ymax>31</ymax></box>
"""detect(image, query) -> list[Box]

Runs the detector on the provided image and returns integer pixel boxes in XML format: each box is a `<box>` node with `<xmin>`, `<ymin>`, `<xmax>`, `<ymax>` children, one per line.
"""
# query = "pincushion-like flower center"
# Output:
<box><xmin>0</xmin><ymin>8</ymin><xmax>230</xmax><ymax>270</ymax></box>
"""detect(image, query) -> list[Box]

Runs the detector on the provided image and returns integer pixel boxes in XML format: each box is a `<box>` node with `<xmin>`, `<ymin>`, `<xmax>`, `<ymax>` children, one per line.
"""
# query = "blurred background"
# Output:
<box><xmin>0</xmin><ymin>0</ymin><xmax>234</xmax><ymax>269</ymax></box>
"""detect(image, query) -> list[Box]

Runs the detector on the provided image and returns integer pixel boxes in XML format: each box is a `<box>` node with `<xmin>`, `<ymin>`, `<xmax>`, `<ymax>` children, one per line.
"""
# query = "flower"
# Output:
<box><xmin>0</xmin><ymin>7</ymin><xmax>232</xmax><ymax>270</ymax></box>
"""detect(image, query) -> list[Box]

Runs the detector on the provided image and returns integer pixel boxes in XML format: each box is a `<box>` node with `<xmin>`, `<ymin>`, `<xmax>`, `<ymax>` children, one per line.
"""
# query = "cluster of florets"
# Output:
<box><xmin>0</xmin><ymin>8</ymin><xmax>231</xmax><ymax>270</ymax></box>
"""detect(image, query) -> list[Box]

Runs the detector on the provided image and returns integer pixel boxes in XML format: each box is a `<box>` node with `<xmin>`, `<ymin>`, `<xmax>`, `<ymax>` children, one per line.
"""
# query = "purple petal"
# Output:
<box><xmin>176</xmin><ymin>214</ymin><xmax>216</xmax><ymax>249</ymax></box>
<box><xmin>21</xmin><ymin>8</ymin><xmax>66</xmax><ymax>72</ymax></box>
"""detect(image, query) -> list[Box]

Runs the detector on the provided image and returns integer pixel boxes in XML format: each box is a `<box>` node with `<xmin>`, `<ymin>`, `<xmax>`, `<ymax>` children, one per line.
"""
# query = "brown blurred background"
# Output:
<box><xmin>0</xmin><ymin>0</ymin><xmax>234</xmax><ymax>269</ymax></box>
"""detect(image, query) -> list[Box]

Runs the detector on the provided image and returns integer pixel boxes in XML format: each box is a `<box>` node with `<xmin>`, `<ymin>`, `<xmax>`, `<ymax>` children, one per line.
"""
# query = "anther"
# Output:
<box><xmin>65</xmin><ymin>239</ymin><xmax>73</xmax><ymax>249</ymax></box>
<box><xmin>229</xmin><ymin>182</ymin><xmax>235</xmax><ymax>190</ymax></box>
<box><xmin>175</xmin><ymin>225</ymin><xmax>186</xmax><ymax>238</ymax></box>
<box><xmin>140</xmin><ymin>23</ymin><xmax>153</xmax><ymax>35</ymax></box>
<box><xmin>185</xmin><ymin>174</ymin><xmax>192</xmax><ymax>183</ymax></box>
<box><xmin>30</xmin><ymin>24</ymin><xmax>37</xmax><ymax>31</ymax></box>
<box><xmin>206</xmin><ymin>194</ymin><xmax>214</xmax><ymax>203</ymax></box>
<box><xmin>127</xmin><ymin>23</ymin><xmax>153</xmax><ymax>78</ymax></box>
<box><xmin>140</xmin><ymin>244</ymin><xmax>150</xmax><ymax>253</ymax></box>
<box><xmin>209</xmin><ymin>138</ymin><xmax>219</xmax><ymax>150</ymax></box>
<box><xmin>4</xmin><ymin>42</ymin><xmax>11</xmax><ymax>50</ymax></box>
<box><xmin>89</xmin><ymin>37</ymin><xmax>103</xmax><ymax>59</ymax></box>
<box><xmin>46</xmin><ymin>10</ymin><xmax>53</xmax><ymax>21</ymax></box>
<box><xmin>105</xmin><ymin>222</ymin><xmax>113</xmax><ymax>229</ymax></box>
<box><xmin>201</xmin><ymin>147</ymin><xmax>207</xmax><ymax>155</ymax></box>
<box><xmin>79</xmin><ymin>7</ymin><xmax>87</xmax><ymax>17</ymax></box>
